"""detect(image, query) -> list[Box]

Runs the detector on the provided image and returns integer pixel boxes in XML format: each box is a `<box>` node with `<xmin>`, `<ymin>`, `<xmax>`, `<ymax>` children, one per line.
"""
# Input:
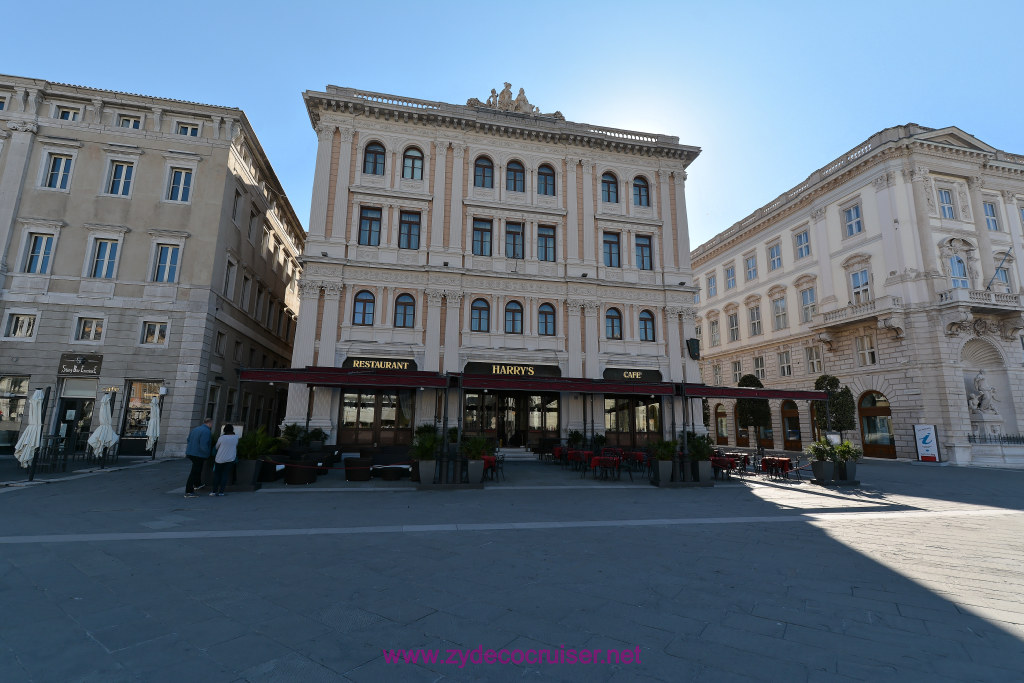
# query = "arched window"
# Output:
<box><xmin>474</xmin><ymin>157</ymin><xmax>493</xmax><ymax>188</ymax></box>
<box><xmin>394</xmin><ymin>293</ymin><xmax>415</xmax><ymax>328</ymax></box>
<box><xmin>605</xmin><ymin>308</ymin><xmax>622</xmax><ymax>339</ymax></box>
<box><xmin>639</xmin><ymin>310</ymin><xmax>655</xmax><ymax>341</ymax></box>
<box><xmin>601</xmin><ymin>172</ymin><xmax>618</xmax><ymax>203</ymax></box>
<box><xmin>362</xmin><ymin>142</ymin><xmax>385</xmax><ymax>175</ymax></box>
<box><xmin>471</xmin><ymin>298</ymin><xmax>490</xmax><ymax>332</ymax></box>
<box><xmin>505</xmin><ymin>301</ymin><xmax>523</xmax><ymax>334</ymax></box>
<box><xmin>402</xmin><ymin>148</ymin><xmax>423</xmax><ymax>180</ymax></box>
<box><xmin>506</xmin><ymin>161</ymin><xmax>525</xmax><ymax>192</ymax></box>
<box><xmin>950</xmin><ymin>255</ymin><xmax>969</xmax><ymax>289</ymax></box>
<box><xmin>538</xmin><ymin>303</ymin><xmax>556</xmax><ymax>336</ymax></box>
<box><xmin>633</xmin><ymin>176</ymin><xmax>650</xmax><ymax>206</ymax></box>
<box><xmin>353</xmin><ymin>291</ymin><xmax>375</xmax><ymax>326</ymax></box>
<box><xmin>537</xmin><ymin>164</ymin><xmax>556</xmax><ymax>196</ymax></box>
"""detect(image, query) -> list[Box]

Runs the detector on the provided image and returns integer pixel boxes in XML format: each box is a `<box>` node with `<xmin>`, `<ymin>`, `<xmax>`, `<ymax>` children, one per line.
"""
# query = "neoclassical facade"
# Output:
<box><xmin>281</xmin><ymin>84</ymin><xmax>701</xmax><ymax>454</ymax></box>
<box><xmin>0</xmin><ymin>75</ymin><xmax>305</xmax><ymax>457</ymax></box>
<box><xmin>692</xmin><ymin>124</ymin><xmax>1024</xmax><ymax>466</ymax></box>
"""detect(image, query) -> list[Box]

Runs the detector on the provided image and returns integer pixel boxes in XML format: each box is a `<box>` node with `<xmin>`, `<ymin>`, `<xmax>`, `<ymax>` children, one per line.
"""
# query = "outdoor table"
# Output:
<box><xmin>482</xmin><ymin>454</ymin><xmax>496</xmax><ymax>479</ymax></box>
<box><xmin>710</xmin><ymin>455</ymin><xmax>737</xmax><ymax>479</ymax></box>
<box><xmin>590</xmin><ymin>455</ymin><xmax>624</xmax><ymax>480</ymax></box>
<box><xmin>761</xmin><ymin>456</ymin><xmax>792</xmax><ymax>477</ymax></box>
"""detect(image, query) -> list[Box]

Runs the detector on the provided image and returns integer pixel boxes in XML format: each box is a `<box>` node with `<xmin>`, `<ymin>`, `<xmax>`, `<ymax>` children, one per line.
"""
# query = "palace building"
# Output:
<box><xmin>0</xmin><ymin>75</ymin><xmax>305</xmax><ymax>457</ymax></box>
<box><xmin>691</xmin><ymin>124</ymin><xmax>1024</xmax><ymax>467</ymax></box>
<box><xmin>255</xmin><ymin>84</ymin><xmax>702</xmax><ymax>457</ymax></box>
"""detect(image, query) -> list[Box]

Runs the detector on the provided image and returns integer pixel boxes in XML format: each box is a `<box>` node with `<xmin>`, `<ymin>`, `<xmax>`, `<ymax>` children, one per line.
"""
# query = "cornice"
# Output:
<box><xmin>462</xmin><ymin>198</ymin><xmax>567</xmax><ymax>219</ymax></box>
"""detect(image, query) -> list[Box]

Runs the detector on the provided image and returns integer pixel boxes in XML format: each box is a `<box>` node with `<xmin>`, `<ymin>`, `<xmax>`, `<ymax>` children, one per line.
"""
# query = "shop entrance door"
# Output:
<box><xmin>498</xmin><ymin>394</ymin><xmax>528</xmax><ymax>447</ymax></box>
<box><xmin>56</xmin><ymin>398</ymin><xmax>94</xmax><ymax>454</ymax></box>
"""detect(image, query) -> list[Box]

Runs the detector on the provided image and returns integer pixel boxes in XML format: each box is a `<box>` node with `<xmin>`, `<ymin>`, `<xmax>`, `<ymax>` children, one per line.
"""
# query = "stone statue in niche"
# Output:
<box><xmin>972</xmin><ymin>370</ymin><xmax>999</xmax><ymax>415</ymax></box>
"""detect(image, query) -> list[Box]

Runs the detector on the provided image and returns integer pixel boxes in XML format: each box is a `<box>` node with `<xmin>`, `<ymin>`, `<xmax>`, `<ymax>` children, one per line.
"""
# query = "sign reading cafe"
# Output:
<box><xmin>58</xmin><ymin>353</ymin><xmax>103</xmax><ymax>377</ymax></box>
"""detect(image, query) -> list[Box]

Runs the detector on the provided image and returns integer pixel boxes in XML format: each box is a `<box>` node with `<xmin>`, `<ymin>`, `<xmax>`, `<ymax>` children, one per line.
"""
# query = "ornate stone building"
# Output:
<box><xmin>692</xmin><ymin>124</ymin><xmax>1024</xmax><ymax>466</ymax></box>
<box><xmin>274</xmin><ymin>84</ymin><xmax>701</xmax><ymax>455</ymax></box>
<box><xmin>0</xmin><ymin>75</ymin><xmax>305</xmax><ymax>457</ymax></box>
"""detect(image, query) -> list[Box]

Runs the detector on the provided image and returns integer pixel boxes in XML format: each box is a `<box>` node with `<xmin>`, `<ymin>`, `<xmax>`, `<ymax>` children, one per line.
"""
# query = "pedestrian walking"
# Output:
<box><xmin>212</xmin><ymin>424</ymin><xmax>240</xmax><ymax>496</ymax></box>
<box><xmin>183</xmin><ymin>418</ymin><xmax>213</xmax><ymax>498</ymax></box>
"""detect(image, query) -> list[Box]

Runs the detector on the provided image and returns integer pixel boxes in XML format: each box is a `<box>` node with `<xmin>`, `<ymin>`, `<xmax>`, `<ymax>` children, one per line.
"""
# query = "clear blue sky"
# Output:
<box><xmin>7</xmin><ymin>0</ymin><xmax>1022</xmax><ymax>249</ymax></box>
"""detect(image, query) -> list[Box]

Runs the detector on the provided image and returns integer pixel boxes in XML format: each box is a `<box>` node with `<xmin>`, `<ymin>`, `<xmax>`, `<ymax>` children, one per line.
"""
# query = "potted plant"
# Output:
<box><xmin>461</xmin><ymin>435</ymin><xmax>490</xmax><ymax>484</ymax></box>
<box><xmin>567</xmin><ymin>429</ymin><xmax>584</xmax><ymax>449</ymax></box>
<box><xmin>307</xmin><ymin>427</ymin><xmax>328</xmax><ymax>452</ymax></box>
<box><xmin>234</xmin><ymin>426</ymin><xmax>281</xmax><ymax>491</ymax></box>
<box><xmin>411</xmin><ymin>424</ymin><xmax>440</xmax><ymax>484</ymax></box>
<box><xmin>650</xmin><ymin>438</ymin><xmax>676</xmax><ymax>485</ymax></box>
<box><xmin>590</xmin><ymin>432</ymin><xmax>607</xmax><ymax>452</ymax></box>
<box><xmin>835</xmin><ymin>440</ymin><xmax>862</xmax><ymax>482</ymax></box>
<box><xmin>805</xmin><ymin>439</ymin><xmax>835</xmax><ymax>484</ymax></box>
<box><xmin>684</xmin><ymin>431</ymin><xmax>714</xmax><ymax>482</ymax></box>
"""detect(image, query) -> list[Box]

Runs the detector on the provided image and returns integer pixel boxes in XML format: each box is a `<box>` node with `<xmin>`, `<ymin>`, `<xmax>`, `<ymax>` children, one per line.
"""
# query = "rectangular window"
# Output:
<box><xmin>732</xmin><ymin>361</ymin><xmax>742</xmax><ymax>384</ymax></box>
<box><xmin>472</xmin><ymin>219</ymin><xmax>492</xmax><ymax>256</ymax></box>
<box><xmin>24</xmin><ymin>234</ymin><xmax>54</xmax><ymax>274</ymax></box>
<box><xmin>753</xmin><ymin>356</ymin><xmax>766</xmax><ymax>380</ymax></box>
<box><xmin>505</xmin><ymin>222</ymin><xmax>524</xmax><ymax>259</ymax></box>
<box><xmin>856</xmin><ymin>335</ymin><xmax>877</xmax><ymax>366</ymax></box>
<box><xmin>167</xmin><ymin>168</ymin><xmax>192</xmax><ymax>202</ymax></box>
<box><xmin>635</xmin><ymin>235</ymin><xmax>652</xmax><ymax>270</ymax></box>
<box><xmin>805</xmin><ymin>346</ymin><xmax>822</xmax><ymax>374</ymax></box>
<box><xmin>745</xmin><ymin>255</ymin><xmax>757</xmax><ymax>281</ymax></box>
<box><xmin>749</xmin><ymin>306</ymin><xmax>762</xmax><ymax>336</ymax></box>
<box><xmin>800</xmin><ymin>287</ymin><xmax>816</xmax><ymax>323</ymax></box>
<box><xmin>984</xmin><ymin>202</ymin><xmax>999</xmax><ymax>231</ymax></box>
<box><xmin>153</xmin><ymin>244</ymin><xmax>180</xmax><ymax>283</ymax></box>
<box><xmin>772</xmin><ymin>297</ymin><xmax>787</xmax><ymax>330</ymax></box>
<box><xmin>233</xmin><ymin>341</ymin><xmax>243</xmax><ymax>362</ymax></box>
<box><xmin>142</xmin><ymin>321</ymin><xmax>167</xmax><ymax>345</ymax></box>
<box><xmin>107</xmin><ymin>161</ymin><xmax>133</xmax><ymax>196</ymax></box>
<box><xmin>241</xmin><ymin>276</ymin><xmax>251</xmax><ymax>310</ymax></box>
<box><xmin>4</xmin><ymin>314</ymin><xmax>36</xmax><ymax>338</ymax></box>
<box><xmin>90</xmin><ymin>239</ymin><xmax>118</xmax><ymax>278</ymax></box>
<box><xmin>177</xmin><ymin>122</ymin><xmax>199</xmax><ymax>136</ymax></box>
<box><xmin>768</xmin><ymin>243</ymin><xmax>782</xmax><ymax>271</ymax></box>
<box><xmin>844</xmin><ymin>204</ymin><xmax>863</xmax><ymax>236</ymax></box>
<box><xmin>118</xmin><ymin>115</ymin><xmax>141</xmax><ymax>129</ymax></box>
<box><xmin>254</xmin><ymin>287</ymin><xmax>265</xmax><ymax>321</ymax></box>
<box><xmin>995</xmin><ymin>267</ymin><xmax>1010</xmax><ymax>293</ymax></box>
<box><xmin>398</xmin><ymin>211</ymin><xmax>420</xmax><ymax>249</ymax></box>
<box><xmin>709</xmin><ymin>320</ymin><xmax>720</xmax><ymax>347</ymax></box>
<box><xmin>225</xmin><ymin>389</ymin><xmax>236</xmax><ymax>421</ymax></box>
<box><xmin>938</xmin><ymin>189</ymin><xmax>955</xmax><ymax>219</ymax></box>
<box><xmin>214</xmin><ymin>331</ymin><xmax>226</xmax><ymax>355</ymax></box>
<box><xmin>707</xmin><ymin>275</ymin><xmax>717</xmax><ymax>297</ymax></box>
<box><xmin>206</xmin><ymin>385</ymin><xmax>220</xmax><ymax>421</ymax></box>
<box><xmin>795</xmin><ymin>229</ymin><xmax>810</xmax><ymax>259</ymax></box>
<box><xmin>0</xmin><ymin>99</ymin><xmax>5</xmax><ymax>111</ymax></box>
<box><xmin>851</xmin><ymin>269</ymin><xmax>870</xmax><ymax>304</ymax></box>
<box><xmin>56</xmin><ymin>106</ymin><xmax>79</xmax><ymax>121</ymax></box>
<box><xmin>727</xmin><ymin>312</ymin><xmax>739</xmax><ymax>342</ymax></box>
<box><xmin>358</xmin><ymin>207</ymin><xmax>382</xmax><ymax>246</ymax></box>
<box><xmin>538</xmin><ymin>226</ymin><xmax>556</xmax><ymax>262</ymax></box>
<box><xmin>223</xmin><ymin>261</ymin><xmax>235</xmax><ymax>297</ymax></box>
<box><xmin>76</xmin><ymin>318</ymin><xmax>104</xmax><ymax>341</ymax></box>
<box><xmin>248</xmin><ymin>209</ymin><xmax>259</xmax><ymax>241</ymax></box>
<box><xmin>603</xmin><ymin>233</ymin><xmax>620</xmax><ymax>267</ymax></box>
<box><xmin>725</xmin><ymin>265</ymin><xmax>736</xmax><ymax>289</ymax></box>
<box><xmin>778</xmin><ymin>351</ymin><xmax>792</xmax><ymax>377</ymax></box>
<box><xmin>45</xmin><ymin>154</ymin><xmax>73</xmax><ymax>190</ymax></box>
<box><xmin>232</xmin><ymin>190</ymin><xmax>242</xmax><ymax>222</ymax></box>
<box><xmin>712</xmin><ymin>364</ymin><xmax>722</xmax><ymax>386</ymax></box>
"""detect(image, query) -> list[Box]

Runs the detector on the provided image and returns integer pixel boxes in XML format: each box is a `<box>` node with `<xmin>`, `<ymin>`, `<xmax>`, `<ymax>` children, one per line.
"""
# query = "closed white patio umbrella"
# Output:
<box><xmin>87</xmin><ymin>392</ymin><xmax>119</xmax><ymax>458</ymax></box>
<box><xmin>146</xmin><ymin>396</ymin><xmax>160</xmax><ymax>453</ymax></box>
<box><xmin>13</xmin><ymin>389</ymin><xmax>44</xmax><ymax>469</ymax></box>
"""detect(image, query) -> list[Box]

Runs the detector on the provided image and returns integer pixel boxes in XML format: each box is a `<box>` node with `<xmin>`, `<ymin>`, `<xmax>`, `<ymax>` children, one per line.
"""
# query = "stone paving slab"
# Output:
<box><xmin>0</xmin><ymin>459</ymin><xmax>1022</xmax><ymax>681</ymax></box>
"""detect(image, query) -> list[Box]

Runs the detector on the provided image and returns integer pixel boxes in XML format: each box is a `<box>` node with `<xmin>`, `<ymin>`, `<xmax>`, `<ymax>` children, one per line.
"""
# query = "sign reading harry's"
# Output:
<box><xmin>464</xmin><ymin>362</ymin><xmax>561</xmax><ymax>377</ymax></box>
<box><xmin>58</xmin><ymin>353</ymin><xmax>103</xmax><ymax>377</ymax></box>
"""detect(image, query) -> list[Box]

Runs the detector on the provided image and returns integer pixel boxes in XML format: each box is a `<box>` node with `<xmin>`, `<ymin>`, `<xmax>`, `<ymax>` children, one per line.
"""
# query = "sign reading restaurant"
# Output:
<box><xmin>58</xmin><ymin>353</ymin><xmax>103</xmax><ymax>377</ymax></box>
<box><xmin>342</xmin><ymin>357</ymin><xmax>417</xmax><ymax>371</ymax></box>
<box><xmin>603</xmin><ymin>368</ymin><xmax>663</xmax><ymax>382</ymax></box>
<box><xmin>464</xmin><ymin>362</ymin><xmax>561</xmax><ymax>377</ymax></box>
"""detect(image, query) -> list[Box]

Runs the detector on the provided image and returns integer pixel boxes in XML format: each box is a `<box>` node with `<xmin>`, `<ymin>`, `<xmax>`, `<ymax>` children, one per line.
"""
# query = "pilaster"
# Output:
<box><xmin>443</xmin><ymin>291</ymin><xmax>463</xmax><ymax>373</ymax></box>
<box><xmin>431</xmin><ymin>142</ymin><xmax>449</xmax><ymax>257</ymax></box>
<box><xmin>0</xmin><ymin>121</ymin><xmax>38</xmax><ymax>275</ymax></box>
<box><xmin>567</xmin><ymin>299</ymin><xmax>584</xmax><ymax>378</ymax></box>
<box><xmin>583</xmin><ymin>300</ymin><xmax>600</xmax><ymax>378</ymax></box>
<box><xmin>581</xmin><ymin>160</ymin><xmax>596</xmax><ymax>265</ymax></box>
<box><xmin>329</xmin><ymin>127</ymin><xmax>354</xmax><ymax>244</ymax></box>
<box><xmin>308</xmin><ymin>123</ymin><xmax>336</xmax><ymax>239</ymax></box>
<box><xmin>566</xmin><ymin>158</ymin><xmax>580</xmax><ymax>262</ymax></box>
<box><xmin>449</xmin><ymin>145</ymin><xmax>466</xmax><ymax>251</ymax></box>
<box><xmin>424</xmin><ymin>288</ymin><xmax>444</xmax><ymax>372</ymax></box>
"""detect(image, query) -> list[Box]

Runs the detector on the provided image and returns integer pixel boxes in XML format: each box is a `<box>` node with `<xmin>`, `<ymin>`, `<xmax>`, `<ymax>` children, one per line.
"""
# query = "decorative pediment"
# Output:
<box><xmin>705</xmin><ymin>308</ymin><xmax>720</xmax><ymax>320</ymax></box>
<box><xmin>766</xmin><ymin>285</ymin><xmax>786</xmax><ymax>298</ymax></box>
<box><xmin>915</xmin><ymin>127</ymin><xmax>998</xmax><ymax>154</ymax></box>
<box><xmin>723</xmin><ymin>301</ymin><xmax>739</xmax><ymax>314</ymax></box>
<box><xmin>794</xmin><ymin>274</ymin><xmax>817</xmax><ymax>289</ymax></box>
<box><xmin>841</xmin><ymin>252</ymin><xmax>871</xmax><ymax>270</ymax></box>
<box><xmin>743</xmin><ymin>294</ymin><xmax>761</xmax><ymax>307</ymax></box>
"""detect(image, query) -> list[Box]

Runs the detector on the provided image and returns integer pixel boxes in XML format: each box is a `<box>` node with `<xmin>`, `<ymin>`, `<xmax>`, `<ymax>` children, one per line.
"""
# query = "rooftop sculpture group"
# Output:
<box><xmin>467</xmin><ymin>82</ymin><xmax>564</xmax><ymax>120</ymax></box>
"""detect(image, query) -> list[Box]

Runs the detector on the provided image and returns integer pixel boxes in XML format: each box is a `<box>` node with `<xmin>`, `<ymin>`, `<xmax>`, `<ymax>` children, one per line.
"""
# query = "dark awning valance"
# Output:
<box><xmin>460</xmin><ymin>374</ymin><xmax>675</xmax><ymax>396</ymax></box>
<box><xmin>679</xmin><ymin>383</ymin><xmax>827</xmax><ymax>400</ymax></box>
<box><xmin>239</xmin><ymin>367</ymin><xmax>447</xmax><ymax>389</ymax></box>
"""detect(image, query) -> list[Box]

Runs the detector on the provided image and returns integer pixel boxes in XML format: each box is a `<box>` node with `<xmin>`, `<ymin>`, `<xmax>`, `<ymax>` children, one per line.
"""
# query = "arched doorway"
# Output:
<box><xmin>858</xmin><ymin>391</ymin><xmax>895</xmax><ymax>458</ymax></box>
<box><xmin>714</xmin><ymin>404</ymin><xmax>728</xmax><ymax>445</ymax></box>
<box><xmin>734</xmin><ymin>405</ymin><xmax>749</xmax><ymax>447</ymax></box>
<box><xmin>781</xmin><ymin>400</ymin><xmax>801</xmax><ymax>451</ymax></box>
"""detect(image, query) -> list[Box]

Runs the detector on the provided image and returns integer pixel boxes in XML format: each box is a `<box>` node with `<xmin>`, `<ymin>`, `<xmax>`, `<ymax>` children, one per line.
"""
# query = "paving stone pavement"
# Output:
<box><xmin>0</xmin><ymin>457</ymin><xmax>1022</xmax><ymax>682</ymax></box>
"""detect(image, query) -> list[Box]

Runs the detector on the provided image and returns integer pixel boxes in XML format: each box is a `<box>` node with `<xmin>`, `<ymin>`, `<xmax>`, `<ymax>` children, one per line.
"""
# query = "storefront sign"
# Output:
<box><xmin>603</xmin><ymin>368</ymin><xmax>663</xmax><ymax>382</ymax></box>
<box><xmin>464</xmin><ymin>362</ymin><xmax>561</xmax><ymax>378</ymax></box>
<box><xmin>914</xmin><ymin>424</ymin><xmax>939</xmax><ymax>462</ymax></box>
<box><xmin>58</xmin><ymin>353</ymin><xmax>103</xmax><ymax>377</ymax></box>
<box><xmin>343</xmin><ymin>358</ymin><xmax>417</xmax><ymax>371</ymax></box>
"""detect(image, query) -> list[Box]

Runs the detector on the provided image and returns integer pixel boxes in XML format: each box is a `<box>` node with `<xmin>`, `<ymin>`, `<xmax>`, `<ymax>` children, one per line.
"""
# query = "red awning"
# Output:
<box><xmin>461</xmin><ymin>374</ymin><xmax>675</xmax><ymax>396</ymax></box>
<box><xmin>239</xmin><ymin>367</ymin><xmax>447</xmax><ymax>389</ymax></box>
<box><xmin>679</xmin><ymin>383</ymin><xmax>827</xmax><ymax>400</ymax></box>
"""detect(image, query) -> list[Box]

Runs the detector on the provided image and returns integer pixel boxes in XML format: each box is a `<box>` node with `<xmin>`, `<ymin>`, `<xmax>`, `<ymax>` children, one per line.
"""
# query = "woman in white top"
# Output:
<box><xmin>212</xmin><ymin>424</ymin><xmax>240</xmax><ymax>496</ymax></box>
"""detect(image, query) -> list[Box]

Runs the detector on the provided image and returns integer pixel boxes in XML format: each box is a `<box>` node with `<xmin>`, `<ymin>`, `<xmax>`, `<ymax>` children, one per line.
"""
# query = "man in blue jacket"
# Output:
<box><xmin>184</xmin><ymin>418</ymin><xmax>213</xmax><ymax>498</ymax></box>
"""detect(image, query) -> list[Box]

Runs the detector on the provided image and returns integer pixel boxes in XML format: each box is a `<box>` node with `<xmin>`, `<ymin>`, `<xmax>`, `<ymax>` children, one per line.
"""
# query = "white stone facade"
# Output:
<box><xmin>692</xmin><ymin>124</ymin><xmax>1024</xmax><ymax>467</ymax></box>
<box><xmin>0</xmin><ymin>75</ymin><xmax>305</xmax><ymax>457</ymax></box>
<box><xmin>289</xmin><ymin>85</ymin><xmax>701</xmax><ymax>449</ymax></box>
